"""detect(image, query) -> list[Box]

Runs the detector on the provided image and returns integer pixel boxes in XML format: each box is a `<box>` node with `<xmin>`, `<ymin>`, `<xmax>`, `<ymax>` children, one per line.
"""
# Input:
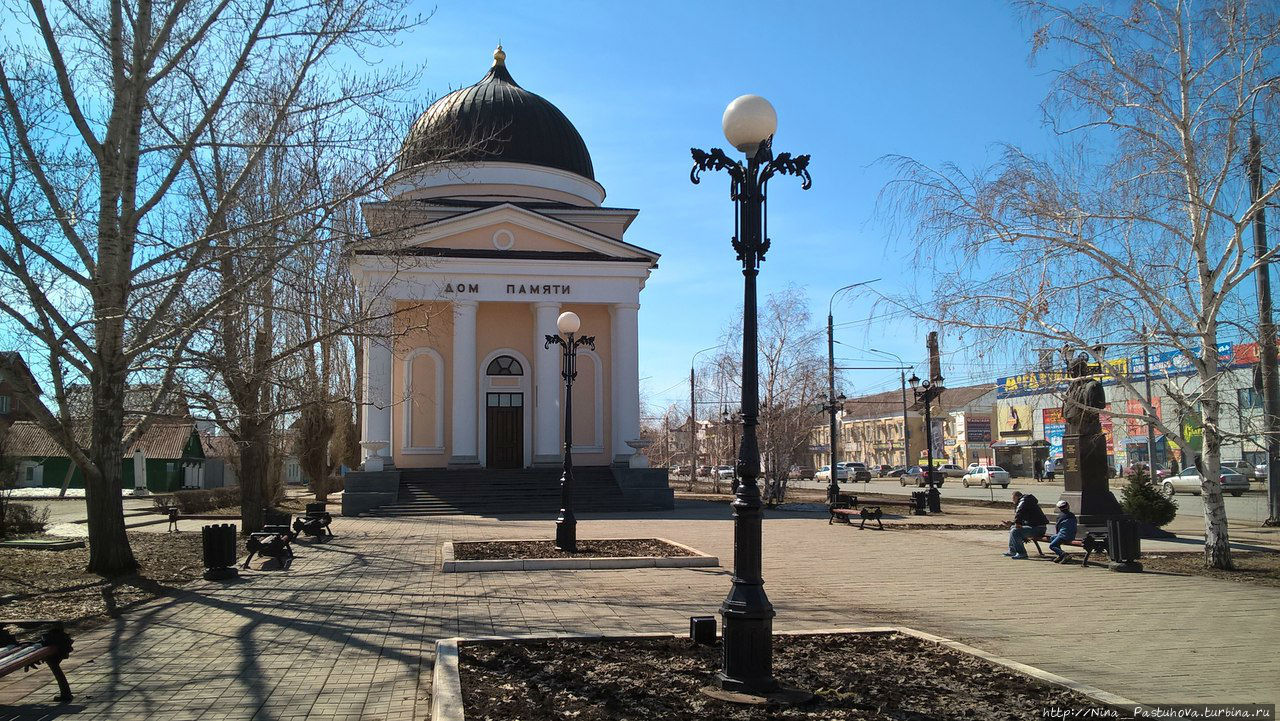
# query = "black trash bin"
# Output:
<box><xmin>305</xmin><ymin>502</ymin><xmax>327</xmax><ymax>517</ymax></box>
<box><xmin>1106</xmin><ymin>517</ymin><xmax>1142</xmax><ymax>572</ymax></box>
<box><xmin>926</xmin><ymin>485</ymin><xmax>941</xmax><ymax>513</ymax></box>
<box><xmin>911</xmin><ymin>491</ymin><xmax>928</xmax><ymax>516</ymax></box>
<box><xmin>202</xmin><ymin>523</ymin><xmax>239</xmax><ymax>580</ymax></box>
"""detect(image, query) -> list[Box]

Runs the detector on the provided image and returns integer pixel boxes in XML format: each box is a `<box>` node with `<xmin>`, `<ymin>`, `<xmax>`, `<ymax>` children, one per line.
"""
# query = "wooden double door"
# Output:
<box><xmin>485</xmin><ymin>392</ymin><xmax>523</xmax><ymax>469</ymax></box>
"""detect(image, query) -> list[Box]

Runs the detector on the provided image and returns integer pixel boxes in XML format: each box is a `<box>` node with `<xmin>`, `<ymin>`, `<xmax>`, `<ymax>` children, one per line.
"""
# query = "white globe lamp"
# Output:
<box><xmin>557</xmin><ymin>311</ymin><xmax>581</xmax><ymax>335</ymax></box>
<box><xmin>722</xmin><ymin>94</ymin><xmax>778</xmax><ymax>155</ymax></box>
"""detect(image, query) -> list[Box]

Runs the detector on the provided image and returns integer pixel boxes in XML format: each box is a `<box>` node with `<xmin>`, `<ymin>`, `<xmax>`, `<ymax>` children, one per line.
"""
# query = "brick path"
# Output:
<box><xmin>2</xmin><ymin>501</ymin><xmax>1277</xmax><ymax>719</ymax></box>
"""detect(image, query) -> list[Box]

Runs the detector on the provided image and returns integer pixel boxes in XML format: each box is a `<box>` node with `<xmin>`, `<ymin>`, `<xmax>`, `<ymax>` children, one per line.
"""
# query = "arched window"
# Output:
<box><xmin>486</xmin><ymin>355</ymin><xmax>523</xmax><ymax>376</ymax></box>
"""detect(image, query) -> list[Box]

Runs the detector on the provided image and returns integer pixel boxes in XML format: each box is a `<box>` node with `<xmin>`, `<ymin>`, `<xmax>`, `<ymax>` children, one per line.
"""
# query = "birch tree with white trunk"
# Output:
<box><xmin>884</xmin><ymin>0</ymin><xmax>1279</xmax><ymax>569</ymax></box>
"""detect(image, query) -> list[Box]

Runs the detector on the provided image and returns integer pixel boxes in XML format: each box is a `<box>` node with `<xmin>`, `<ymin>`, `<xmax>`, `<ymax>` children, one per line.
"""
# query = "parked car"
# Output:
<box><xmin>939</xmin><ymin>464</ymin><xmax>966</xmax><ymax>478</ymax></box>
<box><xmin>788</xmin><ymin>465</ymin><xmax>815</xmax><ymax>481</ymax></box>
<box><xmin>844</xmin><ymin>462</ymin><xmax>872</xmax><ymax>483</ymax></box>
<box><xmin>1161</xmin><ymin>467</ymin><xmax>1249</xmax><ymax>497</ymax></box>
<box><xmin>887</xmin><ymin>466</ymin><xmax>908</xmax><ymax>477</ymax></box>
<box><xmin>899</xmin><ymin>466</ymin><xmax>945</xmax><ymax>487</ymax></box>
<box><xmin>1222</xmin><ymin>460</ymin><xmax>1264</xmax><ymax>481</ymax></box>
<box><xmin>696</xmin><ymin>465</ymin><xmax>712</xmax><ymax>477</ymax></box>
<box><xmin>962</xmin><ymin>465</ymin><xmax>1011</xmax><ymax>488</ymax></box>
<box><xmin>875</xmin><ymin>464</ymin><xmax>893</xmax><ymax>478</ymax></box>
<box><xmin>714</xmin><ymin>465</ymin><xmax>734</xmax><ymax>481</ymax></box>
<box><xmin>815</xmin><ymin>464</ymin><xmax>850</xmax><ymax>483</ymax></box>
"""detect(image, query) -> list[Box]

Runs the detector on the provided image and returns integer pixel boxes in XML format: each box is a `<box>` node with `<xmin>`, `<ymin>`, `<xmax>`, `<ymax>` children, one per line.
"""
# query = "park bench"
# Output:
<box><xmin>827</xmin><ymin>493</ymin><xmax>859</xmax><ymax>524</ymax></box>
<box><xmin>243</xmin><ymin>509</ymin><xmax>296</xmax><ymax>568</ymax></box>
<box><xmin>292</xmin><ymin>502</ymin><xmax>333</xmax><ymax>541</ymax></box>
<box><xmin>1030</xmin><ymin>531</ymin><xmax>1109</xmax><ymax>567</ymax></box>
<box><xmin>0</xmin><ymin>620</ymin><xmax>73</xmax><ymax>703</ymax></box>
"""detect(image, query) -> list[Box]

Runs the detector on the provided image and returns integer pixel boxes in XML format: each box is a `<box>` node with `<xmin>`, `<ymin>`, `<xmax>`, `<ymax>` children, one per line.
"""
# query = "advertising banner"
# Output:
<box><xmin>1124</xmin><ymin>398</ymin><xmax>1162</xmax><ymax>436</ymax></box>
<box><xmin>966</xmin><ymin>417</ymin><xmax>992</xmax><ymax>442</ymax></box>
<box><xmin>1044</xmin><ymin>423</ymin><xmax>1065</xmax><ymax>458</ymax></box>
<box><xmin>1042</xmin><ymin>407</ymin><xmax>1064</xmax><ymax>426</ymax></box>
<box><xmin>999</xmin><ymin>404</ymin><xmax>1033</xmax><ymax>434</ymax></box>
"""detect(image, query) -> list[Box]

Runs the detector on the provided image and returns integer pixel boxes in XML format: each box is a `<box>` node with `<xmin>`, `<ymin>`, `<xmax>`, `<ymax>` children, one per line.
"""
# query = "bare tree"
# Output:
<box><xmin>884</xmin><ymin>0</ymin><xmax>1280</xmax><ymax>568</ymax></box>
<box><xmin>0</xmin><ymin>0</ymin><xmax>424</xmax><ymax>573</ymax></box>
<box><xmin>707</xmin><ymin>286</ymin><xmax>826</xmax><ymax>503</ymax></box>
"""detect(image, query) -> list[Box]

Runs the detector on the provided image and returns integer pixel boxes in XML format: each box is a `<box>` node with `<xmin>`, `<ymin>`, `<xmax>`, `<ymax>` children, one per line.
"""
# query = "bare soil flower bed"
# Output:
<box><xmin>1140</xmin><ymin>551</ymin><xmax>1280</xmax><ymax>588</ymax></box>
<box><xmin>453</xmin><ymin>538</ymin><xmax>696</xmax><ymax>560</ymax></box>
<box><xmin>458</xmin><ymin>632</ymin><xmax>1117</xmax><ymax>720</ymax></box>
<box><xmin>0</xmin><ymin>531</ymin><xmax>204</xmax><ymax>630</ymax></box>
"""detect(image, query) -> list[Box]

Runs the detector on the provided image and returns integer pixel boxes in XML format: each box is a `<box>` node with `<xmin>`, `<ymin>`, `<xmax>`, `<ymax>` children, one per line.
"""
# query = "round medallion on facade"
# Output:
<box><xmin>492</xmin><ymin>228</ymin><xmax>515</xmax><ymax>251</ymax></box>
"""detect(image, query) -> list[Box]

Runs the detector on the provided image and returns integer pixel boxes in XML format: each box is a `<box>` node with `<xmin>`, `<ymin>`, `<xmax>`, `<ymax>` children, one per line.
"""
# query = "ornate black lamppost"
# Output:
<box><xmin>910</xmin><ymin>372</ymin><xmax>945</xmax><ymax>511</ymax></box>
<box><xmin>721</xmin><ymin>408</ymin><xmax>742</xmax><ymax>493</ymax></box>
<box><xmin>545</xmin><ymin>311</ymin><xmax>594</xmax><ymax>552</ymax></box>
<box><xmin>691</xmin><ymin>94</ymin><xmax>811</xmax><ymax>695</ymax></box>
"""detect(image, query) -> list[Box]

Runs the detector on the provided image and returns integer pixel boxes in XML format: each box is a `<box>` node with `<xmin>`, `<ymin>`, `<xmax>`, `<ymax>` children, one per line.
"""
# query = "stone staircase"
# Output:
<box><xmin>367</xmin><ymin>466</ymin><xmax>628</xmax><ymax>517</ymax></box>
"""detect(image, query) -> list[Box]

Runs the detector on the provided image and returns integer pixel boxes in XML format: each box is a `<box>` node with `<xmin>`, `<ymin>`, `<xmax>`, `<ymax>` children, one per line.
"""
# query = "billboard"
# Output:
<box><xmin>999</xmin><ymin>404</ymin><xmax>1032</xmax><ymax>434</ymax></box>
<box><xmin>966</xmin><ymin>417</ymin><xmax>992</xmax><ymax>442</ymax></box>
<box><xmin>1124</xmin><ymin>398</ymin><xmax>1162</xmax><ymax>436</ymax></box>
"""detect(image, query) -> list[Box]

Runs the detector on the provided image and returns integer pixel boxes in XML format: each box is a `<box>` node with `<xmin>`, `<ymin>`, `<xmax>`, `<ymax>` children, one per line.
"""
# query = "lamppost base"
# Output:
<box><xmin>1264</xmin><ymin>517</ymin><xmax>1280</xmax><ymax>527</ymax></box>
<box><xmin>555</xmin><ymin>516</ymin><xmax>577</xmax><ymax>553</ymax></box>
<box><xmin>701</xmin><ymin>684</ymin><xmax>813</xmax><ymax>706</ymax></box>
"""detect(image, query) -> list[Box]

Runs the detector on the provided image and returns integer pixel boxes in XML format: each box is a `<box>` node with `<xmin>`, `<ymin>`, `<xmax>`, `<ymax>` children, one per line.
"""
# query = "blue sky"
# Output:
<box><xmin>396</xmin><ymin>0</ymin><xmax>1059</xmax><ymax>411</ymax></box>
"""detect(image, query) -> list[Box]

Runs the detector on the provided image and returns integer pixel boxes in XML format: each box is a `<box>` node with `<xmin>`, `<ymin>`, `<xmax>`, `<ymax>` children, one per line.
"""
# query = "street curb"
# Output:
<box><xmin>429</xmin><ymin>626</ymin><xmax>1140</xmax><ymax>721</ymax></box>
<box><xmin>441</xmin><ymin>538</ymin><xmax>719</xmax><ymax>573</ymax></box>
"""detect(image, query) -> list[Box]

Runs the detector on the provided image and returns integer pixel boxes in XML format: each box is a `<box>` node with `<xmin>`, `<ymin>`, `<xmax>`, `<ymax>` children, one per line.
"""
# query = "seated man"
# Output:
<box><xmin>1049</xmin><ymin>499</ymin><xmax>1078</xmax><ymax>563</ymax></box>
<box><xmin>1001</xmin><ymin>490</ymin><xmax>1048</xmax><ymax>559</ymax></box>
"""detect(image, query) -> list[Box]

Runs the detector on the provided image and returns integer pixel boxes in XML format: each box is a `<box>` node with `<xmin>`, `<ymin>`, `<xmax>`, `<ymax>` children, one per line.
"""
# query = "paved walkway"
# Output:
<box><xmin>2</xmin><ymin>501</ymin><xmax>1277</xmax><ymax>720</ymax></box>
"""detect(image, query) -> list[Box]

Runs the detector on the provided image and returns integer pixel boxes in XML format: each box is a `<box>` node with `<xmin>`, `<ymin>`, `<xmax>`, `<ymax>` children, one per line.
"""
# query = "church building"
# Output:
<box><xmin>345</xmin><ymin>46</ymin><xmax>669</xmax><ymax>515</ymax></box>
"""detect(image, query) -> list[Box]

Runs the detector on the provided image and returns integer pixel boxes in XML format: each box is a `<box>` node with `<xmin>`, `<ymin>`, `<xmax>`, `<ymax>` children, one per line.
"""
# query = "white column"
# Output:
<box><xmin>450</xmin><ymin>300</ymin><xmax>480</xmax><ymax>466</ymax></box>
<box><xmin>361</xmin><ymin>297</ymin><xmax>394</xmax><ymax>471</ymax></box>
<box><xmin>532</xmin><ymin>302</ymin><xmax>563</xmax><ymax>466</ymax></box>
<box><xmin>611</xmin><ymin>302</ymin><xmax>641</xmax><ymax>465</ymax></box>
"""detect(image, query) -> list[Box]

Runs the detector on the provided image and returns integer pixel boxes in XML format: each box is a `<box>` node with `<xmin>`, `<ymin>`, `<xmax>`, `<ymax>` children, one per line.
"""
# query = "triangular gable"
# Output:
<box><xmin>392</xmin><ymin>204</ymin><xmax>659</xmax><ymax>262</ymax></box>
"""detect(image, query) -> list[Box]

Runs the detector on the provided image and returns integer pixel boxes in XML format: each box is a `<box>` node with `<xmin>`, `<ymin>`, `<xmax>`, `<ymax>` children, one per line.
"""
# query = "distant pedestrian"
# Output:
<box><xmin>1048</xmin><ymin>500</ymin><xmax>1078</xmax><ymax>563</ymax></box>
<box><xmin>1002</xmin><ymin>491</ymin><xmax>1049</xmax><ymax>559</ymax></box>
<box><xmin>1034</xmin><ymin>458</ymin><xmax>1044</xmax><ymax>483</ymax></box>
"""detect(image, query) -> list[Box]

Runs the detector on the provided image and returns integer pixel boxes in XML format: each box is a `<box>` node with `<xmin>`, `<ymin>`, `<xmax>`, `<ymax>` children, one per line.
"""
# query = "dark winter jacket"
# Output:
<box><xmin>1054</xmin><ymin>509</ymin><xmax>1078</xmax><ymax>541</ymax></box>
<box><xmin>1014</xmin><ymin>494</ymin><xmax>1050</xmax><ymax>528</ymax></box>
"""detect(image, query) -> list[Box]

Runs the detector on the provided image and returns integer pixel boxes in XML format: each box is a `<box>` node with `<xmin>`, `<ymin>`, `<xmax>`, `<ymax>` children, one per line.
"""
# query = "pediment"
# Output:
<box><xmin>377</xmin><ymin>203</ymin><xmax>657</xmax><ymax>262</ymax></box>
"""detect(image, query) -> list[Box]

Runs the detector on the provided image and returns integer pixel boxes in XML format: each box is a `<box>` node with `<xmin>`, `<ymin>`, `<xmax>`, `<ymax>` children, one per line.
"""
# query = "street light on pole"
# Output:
<box><xmin>691</xmin><ymin>93</ymin><xmax>811</xmax><ymax>696</ymax></box>
<box><xmin>826</xmin><ymin>281</ymin><xmax>879</xmax><ymax>502</ymax></box>
<box><xmin>544</xmin><ymin>311</ymin><xmax>594</xmax><ymax>552</ymax></box>
<box><xmin>869</xmin><ymin>348</ymin><xmax>913</xmax><ymax>468</ymax></box>
<box><xmin>909</xmin><ymin>371</ymin><xmax>945</xmax><ymax>512</ymax></box>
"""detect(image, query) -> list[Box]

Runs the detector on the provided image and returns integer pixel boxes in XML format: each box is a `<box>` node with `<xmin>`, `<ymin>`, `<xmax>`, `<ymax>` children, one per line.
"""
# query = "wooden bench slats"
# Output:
<box><xmin>0</xmin><ymin>643</ymin><xmax>56</xmax><ymax>676</ymax></box>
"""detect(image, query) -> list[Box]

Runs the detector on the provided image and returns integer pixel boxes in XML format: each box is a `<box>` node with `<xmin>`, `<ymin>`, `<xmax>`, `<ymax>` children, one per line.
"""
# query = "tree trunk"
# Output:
<box><xmin>84</xmin><ymin>363</ymin><xmax>138</xmax><ymax>576</ymax></box>
<box><xmin>238</xmin><ymin>418</ymin><xmax>271</xmax><ymax>533</ymax></box>
<box><xmin>1199</xmin><ymin>382</ymin><xmax>1233</xmax><ymax>569</ymax></box>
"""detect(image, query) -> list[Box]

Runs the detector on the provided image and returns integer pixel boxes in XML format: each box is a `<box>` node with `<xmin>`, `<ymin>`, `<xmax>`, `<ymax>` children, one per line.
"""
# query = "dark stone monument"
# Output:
<box><xmin>1060</xmin><ymin>354</ymin><xmax>1125</xmax><ymax>530</ymax></box>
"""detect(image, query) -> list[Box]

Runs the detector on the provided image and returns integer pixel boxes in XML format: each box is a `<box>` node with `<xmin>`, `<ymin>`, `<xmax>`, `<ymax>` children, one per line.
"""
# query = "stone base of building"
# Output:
<box><xmin>531</xmin><ymin>454</ymin><xmax>563</xmax><ymax>468</ymax></box>
<box><xmin>342</xmin><ymin>470</ymin><xmax>402</xmax><ymax>516</ymax></box>
<box><xmin>447</xmin><ymin>455</ymin><xmax>480</xmax><ymax>469</ymax></box>
<box><xmin>610</xmin><ymin>467</ymin><xmax>675</xmax><ymax>510</ymax></box>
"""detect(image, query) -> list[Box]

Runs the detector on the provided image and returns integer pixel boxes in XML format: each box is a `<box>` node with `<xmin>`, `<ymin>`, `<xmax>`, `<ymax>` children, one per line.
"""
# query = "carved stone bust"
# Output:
<box><xmin>1063</xmin><ymin>353</ymin><xmax>1105</xmax><ymax>436</ymax></box>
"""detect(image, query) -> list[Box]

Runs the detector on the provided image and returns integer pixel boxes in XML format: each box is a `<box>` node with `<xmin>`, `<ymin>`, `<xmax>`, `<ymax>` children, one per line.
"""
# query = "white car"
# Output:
<box><xmin>714</xmin><ymin>465</ymin><xmax>734</xmax><ymax>481</ymax></box>
<box><xmin>815</xmin><ymin>464</ymin><xmax>849</xmax><ymax>483</ymax></box>
<box><xmin>939</xmin><ymin>464</ymin><xmax>966</xmax><ymax>478</ymax></box>
<box><xmin>962</xmin><ymin>465</ymin><xmax>1011</xmax><ymax>488</ymax></box>
<box><xmin>1161</xmin><ymin>467</ymin><xmax>1249</xmax><ymax>497</ymax></box>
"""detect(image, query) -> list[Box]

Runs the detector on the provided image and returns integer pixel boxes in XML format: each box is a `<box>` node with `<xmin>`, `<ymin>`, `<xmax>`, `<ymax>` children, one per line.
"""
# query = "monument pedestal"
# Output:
<box><xmin>1060</xmin><ymin>432</ymin><xmax>1124</xmax><ymax>531</ymax></box>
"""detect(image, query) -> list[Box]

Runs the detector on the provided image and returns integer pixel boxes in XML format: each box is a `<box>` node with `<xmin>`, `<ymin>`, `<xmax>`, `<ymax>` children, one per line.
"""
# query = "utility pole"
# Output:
<box><xmin>1249</xmin><ymin>128</ymin><xmax>1280</xmax><ymax>526</ymax></box>
<box><xmin>900</xmin><ymin>370</ymin><xmax>910</xmax><ymax>467</ymax></box>
<box><xmin>1143</xmin><ymin>327</ymin><xmax>1157</xmax><ymax>468</ymax></box>
<box><xmin>690</xmin><ymin>366</ymin><xmax>697</xmax><ymax>478</ymax></box>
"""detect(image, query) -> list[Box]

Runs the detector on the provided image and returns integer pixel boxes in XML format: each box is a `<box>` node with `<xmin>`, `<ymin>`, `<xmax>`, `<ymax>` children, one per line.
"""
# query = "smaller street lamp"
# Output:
<box><xmin>909</xmin><ymin>372</ymin><xmax>945</xmax><ymax>512</ymax></box>
<box><xmin>817</xmin><ymin>394</ymin><xmax>846</xmax><ymax>503</ymax></box>
<box><xmin>545</xmin><ymin>311</ymin><xmax>595</xmax><ymax>552</ymax></box>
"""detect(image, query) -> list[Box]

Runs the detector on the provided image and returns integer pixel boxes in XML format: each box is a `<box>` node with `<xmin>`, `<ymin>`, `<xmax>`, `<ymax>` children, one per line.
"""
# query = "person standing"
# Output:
<box><xmin>1034</xmin><ymin>457</ymin><xmax>1044</xmax><ymax>483</ymax></box>
<box><xmin>1048</xmin><ymin>500</ymin><xmax>1078</xmax><ymax>563</ymax></box>
<box><xmin>1002</xmin><ymin>490</ymin><xmax>1049</xmax><ymax>559</ymax></box>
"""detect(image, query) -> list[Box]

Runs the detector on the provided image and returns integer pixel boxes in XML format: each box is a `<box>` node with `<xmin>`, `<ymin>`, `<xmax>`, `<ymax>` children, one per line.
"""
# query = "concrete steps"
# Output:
<box><xmin>364</xmin><ymin>466</ymin><xmax>628</xmax><ymax>517</ymax></box>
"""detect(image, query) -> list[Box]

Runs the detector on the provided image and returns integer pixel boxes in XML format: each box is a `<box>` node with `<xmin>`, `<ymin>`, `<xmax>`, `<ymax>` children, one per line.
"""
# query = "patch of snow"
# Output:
<box><xmin>2</xmin><ymin>488</ymin><xmax>151</xmax><ymax>499</ymax></box>
<box><xmin>44</xmin><ymin>522</ymin><xmax>89</xmax><ymax>538</ymax></box>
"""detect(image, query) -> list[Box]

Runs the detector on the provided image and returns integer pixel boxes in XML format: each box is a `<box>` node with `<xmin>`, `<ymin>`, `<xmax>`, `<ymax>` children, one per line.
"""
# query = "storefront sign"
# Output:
<box><xmin>1044</xmin><ymin>423</ymin><xmax>1065</xmax><ymax>458</ymax></box>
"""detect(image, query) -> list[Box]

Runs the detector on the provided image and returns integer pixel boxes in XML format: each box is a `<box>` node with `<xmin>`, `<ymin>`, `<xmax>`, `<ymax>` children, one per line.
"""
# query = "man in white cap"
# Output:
<box><xmin>1048</xmin><ymin>499</ymin><xmax>1079</xmax><ymax>563</ymax></box>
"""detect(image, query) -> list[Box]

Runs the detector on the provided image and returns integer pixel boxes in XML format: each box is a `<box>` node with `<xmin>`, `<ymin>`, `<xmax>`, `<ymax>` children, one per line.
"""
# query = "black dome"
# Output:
<box><xmin>399</xmin><ymin>47</ymin><xmax>594</xmax><ymax>180</ymax></box>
